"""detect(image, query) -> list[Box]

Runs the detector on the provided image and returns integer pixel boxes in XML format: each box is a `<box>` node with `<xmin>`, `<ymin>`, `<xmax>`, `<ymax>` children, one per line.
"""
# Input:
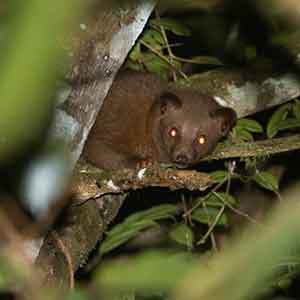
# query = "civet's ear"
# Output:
<box><xmin>157</xmin><ymin>91</ymin><xmax>182</xmax><ymax>115</ymax></box>
<box><xmin>210</xmin><ymin>107</ymin><xmax>237</xmax><ymax>136</ymax></box>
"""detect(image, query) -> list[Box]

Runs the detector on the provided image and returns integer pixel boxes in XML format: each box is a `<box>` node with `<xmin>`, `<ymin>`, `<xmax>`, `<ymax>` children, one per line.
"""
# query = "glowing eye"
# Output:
<box><xmin>197</xmin><ymin>135</ymin><xmax>206</xmax><ymax>145</ymax></box>
<box><xmin>169</xmin><ymin>128</ymin><xmax>177</xmax><ymax>137</ymax></box>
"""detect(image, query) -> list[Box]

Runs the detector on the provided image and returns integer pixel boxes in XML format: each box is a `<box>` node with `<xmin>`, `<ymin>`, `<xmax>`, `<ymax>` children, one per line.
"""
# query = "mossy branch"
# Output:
<box><xmin>204</xmin><ymin>134</ymin><xmax>300</xmax><ymax>161</ymax></box>
<box><xmin>73</xmin><ymin>161</ymin><xmax>213</xmax><ymax>200</ymax></box>
<box><xmin>73</xmin><ymin>134</ymin><xmax>300</xmax><ymax>200</ymax></box>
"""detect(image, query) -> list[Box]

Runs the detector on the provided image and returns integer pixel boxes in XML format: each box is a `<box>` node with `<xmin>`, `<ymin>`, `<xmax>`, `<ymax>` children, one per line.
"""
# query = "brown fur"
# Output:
<box><xmin>83</xmin><ymin>71</ymin><xmax>236</xmax><ymax>170</ymax></box>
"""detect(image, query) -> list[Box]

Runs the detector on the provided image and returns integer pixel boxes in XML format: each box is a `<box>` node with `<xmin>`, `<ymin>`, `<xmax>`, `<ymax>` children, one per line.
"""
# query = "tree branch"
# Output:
<box><xmin>204</xmin><ymin>134</ymin><xmax>300</xmax><ymax>161</ymax></box>
<box><xmin>185</xmin><ymin>63</ymin><xmax>300</xmax><ymax>118</ymax></box>
<box><xmin>51</xmin><ymin>0</ymin><xmax>157</xmax><ymax>167</ymax></box>
<box><xmin>73</xmin><ymin>162</ymin><xmax>213</xmax><ymax>200</ymax></box>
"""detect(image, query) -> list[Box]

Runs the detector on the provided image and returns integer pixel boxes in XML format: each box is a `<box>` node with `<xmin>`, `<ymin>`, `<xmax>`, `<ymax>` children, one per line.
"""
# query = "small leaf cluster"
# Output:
<box><xmin>100</xmin><ymin>204</ymin><xmax>178</xmax><ymax>255</ymax></box>
<box><xmin>126</xmin><ymin>17</ymin><xmax>190</xmax><ymax>80</ymax></box>
<box><xmin>100</xmin><ymin>185</ymin><xmax>238</xmax><ymax>255</ymax></box>
<box><xmin>267</xmin><ymin>100</ymin><xmax>300</xmax><ymax>138</ymax></box>
<box><xmin>230</xmin><ymin>99</ymin><xmax>300</xmax><ymax>143</ymax></box>
<box><xmin>126</xmin><ymin>16</ymin><xmax>223</xmax><ymax>81</ymax></box>
<box><xmin>232</xmin><ymin>118</ymin><xmax>264</xmax><ymax>142</ymax></box>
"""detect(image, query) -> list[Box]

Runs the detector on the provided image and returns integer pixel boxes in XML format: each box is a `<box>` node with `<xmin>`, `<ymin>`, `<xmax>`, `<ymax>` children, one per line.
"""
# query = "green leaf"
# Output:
<box><xmin>0</xmin><ymin>255</ymin><xmax>32</xmax><ymax>290</ymax></box>
<box><xmin>125</xmin><ymin>204</ymin><xmax>178</xmax><ymax>224</ymax></box>
<box><xmin>95</xmin><ymin>251</ymin><xmax>195</xmax><ymax>292</ymax></box>
<box><xmin>169</xmin><ymin>224</ymin><xmax>194</xmax><ymax>250</ymax></box>
<box><xmin>142</xmin><ymin>52</ymin><xmax>174</xmax><ymax>80</ymax></box>
<box><xmin>271</xmin><ymin>31</ymin><xmax>291</xmax><ymax>45</ymax></box>
<box><xmin>254</xmin><ymin>171</ymin><xmax>279</xmax><ymax>192</ymax></box>
<box><xmin>125</xmin><ymin>59</ymin><xmax>144</xmax><ymax>72</ymax></box>
<box><xmin>119</xmin><ymin>292</ymin><xmax>136</xmax><ymax>300</ymax></box>
<box><xmin>245</xmin><ymin>46</ymin><xmax>257</xmax><ymax>60</ymax></box>
<box><xmin>0</xmin><ymin>0</ymin><xmax>84</xmax><ymax>161</ymax></box>
<box><xmin>206</xmin><ymin>192</ymin><xmax>237</xmax><ymax>207</ymax></box>
<box><xmin>67</xmin><ymin>289</ymin><xmax>90</xmax><ymax>300</ymax></box>
<box><xmin>192</xmin><ymin>192</ymin><xmax>236</xmax><ymax>214</ymax></box>
<box><xmin>292</xmin><ymin>99</ymin><xmax>300</xmax><ymax>119</ymax></box>
<box><xmin>234</xmin><ymin>127</ymin><xmax>254</xmax><ymax>142</ymax></box>
<box><xmin>187</xmin><ymin>56</ymin><xmax>224</xmax><ymax>66</ymax></box>
<box><xmin>141</xmin><ymin>29</ymin><xmax>165</xmax><ymax>48</ymax></box>
<box><xmin>100</xmin><ymin>220</ymin><xmax>157</xmax><ymax>255</ymax></box>
<box><xmin>277</xmin><ymin>118</ymin><xmax>300</xmax><ymax>132</ymax></box>
<box><xmin>236</xmin><ymin>118</ymin><xmax>264</xmax><ymax>133</ymax></box>
<box><xmin>128</xmin><ymin>42</ymin><xmax>141</xmax><ymax>62</ymax></box>
<box><xmin>150</xmin><ymin>18</ymin><xmax>191</xmax><ymax>36</ymax></box>
<box><xmin>192</xmin><ymin>206</ymin><xmax>228</xmax><ymax>227</ymax></box>
<box><xmin>100</xmin><ymin>204</ymin><xmax>178</xmax><ymax>255</ymax></box>
<box><xmin>267</xmin><ymin>103</ymin><xmax>291</xmax><ymax>138</ymax></box>
<box><xmin>209</xmin><ymin>170</ymin><xmax>228</xmax><ymax>183</ymax></box>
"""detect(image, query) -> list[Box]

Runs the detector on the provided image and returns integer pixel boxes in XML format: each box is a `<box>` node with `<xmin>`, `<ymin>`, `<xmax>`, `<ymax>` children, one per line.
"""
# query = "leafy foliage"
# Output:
<box><xmin>233</xmin><ymin>118</ymin><xmax>264</xmax><ymax>142</ymax></box>
<box><xmin>95</xmin><ymin>250</ymin><xmax>195</xmax><ymax>293</ymax></box>
<box><xmin>150</xmin><ymin>18</ymin><xmax>192</xmax><ymax>36</ymax></box>
<box><xmin>254</xmin><ymin>171</ymin><xmax>279</xmax><ymax>192</ymax></box>
<box><xmin>100</xmin><ymin>204</ymin><xmax>179</xmax><ymax>255</ymax></box>
<box><xmin>192</xmin><ymin>205</ymin><xmax>228</xmax><ymax>227</ymax></box>
<box><xmin>209</xmin><ymin>170</ymin><xmax>228</xmax><ymax>183</ymax></box>
<box><xmin>267</xmin><ymin>100</ymin><xmax>300</xmax><ymax>138</ymax></box>
<box><xmin>169</xmin><ymin>223</ymin><xmax>195</xmax><ymax>250</ymax></box>
<box><xmin>126</xmin><ymin>16</ymin><xmax>222</xmax><ymax>81</ymax></box>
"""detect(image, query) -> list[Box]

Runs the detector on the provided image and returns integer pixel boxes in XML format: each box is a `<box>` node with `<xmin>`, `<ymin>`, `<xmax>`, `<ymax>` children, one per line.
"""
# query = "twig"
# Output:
<box><xmin>140</xmin><ymin>40</ymin><xmax>189</xmax><ymax>80</ymax></box>
<box><xmin>211</xmin><ymin>191</ymin><xmax>260</xmax><ymax>226</ymax></box>
<box><xmin>172</xmin><ymin>55</ymin><xmax>224</xmax><ymax>66</ymax></box>
<box><xmin>197</xmin><ymin>204</ymin><xmax>226</xmax><ymax>246</ymax></box>
<box><xmin>182</xmin><ymin>177</ymin><xmax>227</xmax><ymax>218</ymax></box>
<box><xmin>155</xmin><ymin>9</ymin><xmax>177</xmax><ymax>81</ymax></box>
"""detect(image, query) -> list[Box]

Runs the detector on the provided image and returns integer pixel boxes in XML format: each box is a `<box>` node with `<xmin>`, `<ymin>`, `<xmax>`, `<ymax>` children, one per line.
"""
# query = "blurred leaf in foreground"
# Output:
<box><xmin>95</xmin><ymin>250</ymin><xmax>195</xmax><ymax>293</ymax></box>
<box><xmin>100</xmin><ymin>204</ymin><xmax>179</xmax><ymax>255</ymax></box>
<box><xmin>175</xmin><ymin>185</ymin><xmax>300</xmax><ymax>300</ymax></box>
<box><xmin>0</xmin><ymin>0</ymin><xmax>86</xmax><ymax>162</ymax></box>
